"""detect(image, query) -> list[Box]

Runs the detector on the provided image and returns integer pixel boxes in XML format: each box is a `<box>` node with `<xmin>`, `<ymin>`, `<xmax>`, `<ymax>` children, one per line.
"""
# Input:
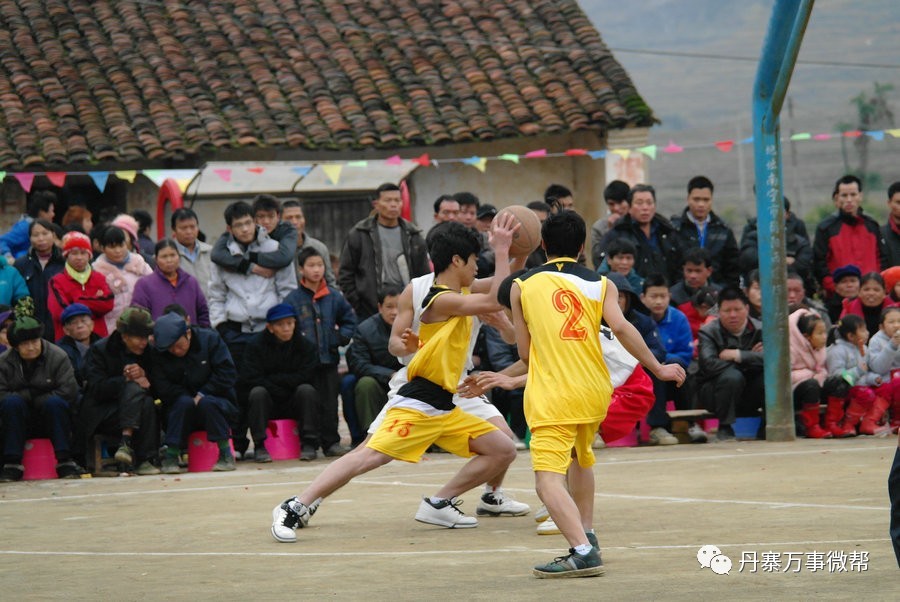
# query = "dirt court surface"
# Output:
<box><xmin>1</xmin><ymin>436</ymin><xmax>897</xmax><ymax>601</ymax></box>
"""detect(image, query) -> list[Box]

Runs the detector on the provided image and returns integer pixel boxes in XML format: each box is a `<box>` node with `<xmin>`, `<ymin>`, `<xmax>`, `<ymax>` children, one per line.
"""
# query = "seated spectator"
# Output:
<box><xmin>679</xmin><ymin>286</ymin><xmax>718</xmax><ymax>350</ymax></box>
<box><xmin>841</xmin><ymin>272</ymin><xmax>896</xmax><ymax>338</ymax></box>
<box><xmin>825</xmin><ymin>314</ymin><xmax>880</xmax><ymax>437</ymax></box>
<box><xmin>882</xmin><ymin>181</ymin><xmax>900</xmax><ymax>267</ymax></box>
<box><xmin>0</xmin><ymin>316</ymin><xmax>84</xmax><ymax>481</ymax></box>
<box><xmin>597</xmin><ymin>239</ymin><xmax>643</xmax><ymax>293</ymax></box>
<box><xmin>14</xmin><ymin>219</ymin><xmax>66</xmax><ymax>339</ymax></box>
<box><xmin>131</xmin><ymin>240</ymin><xmax>210</xmax><ymax>326</ymax></box>
<box><xmin>242</xmin><ymin>303</ymin><xmax>319</xmax><ymax>463</ymax></box>
<box><xmin>0</xmin><ymin>307</ymin><xmax>12</xmax><ymax>353</ymax></box>
<box><xmin>525</xmin><ymin>201</ymin><xmax>551</xmax><ymax>268</ymax></box>
<box><xmin>787</xmin><ymin>269</ymin><xmax>831</xmax><ymax>329</ymax></box>
<box><xmin>590</xmin><ymin>180</ymin><xmax>631</xmax><ymax>267</ymax></box>
<box><xmin>739</xmin><ymin>196</ymin><xmax>813</xmax><ymax>291</ymax></box>
<box><xmin>482</xmin><ymin>318</ymin><xmax>527</xmax><ymax>443</ymax></box>
<box><xmin>81</xmin><ymin>307</ymin><xmax>159</xmax><ymax>475</ymax></box>
<box><xmin>742</xmin><ymin>269</ymin><xmax>763</xmax><ymax>321</ymax></box>
<box><xmin>863</xmin><ymin>306</ymin><xmax>900</xmax><ymax>434</ymax></box>
<box><xmin>56</xmin><ymin>303</ymin><xmax>101</xmax><ymax>390</ymax></box>
<box><xmin>884</xmin><ymin>266</ymin><xmax>900</xmax><ymax>304</ymax></box>
<box><xmin>825</xmin><ymin>264</ymin><xmax>861</xmax><ymax>323</ymax></box>
<box><xmin>211</xmin><ymin>194</ymin><xmax>297</xmax><ymax>280</ymax></box>
<box><xmin>285</xmin><ymin>248</ymin><xmax>357</xmax><ymax>460</ymax></box>
<box><xmin>697</xmin><ymin>287</ymin><xmax>764</xmax><ymax>441</ymax></box>
<box><xmin>48</xmin><ymin>232</ymin><xmax>114</xmax><ymax>341</ymax></box>
<box><xmin>0</xmin><ymin>190</ymin><xmax>56</xmax><ymax>260</ymax></box>
<box><xmin>151</xmin><ymin>312</ymin><xmax>238</xmax><ymax>473</ymax></box>
<box><xmin>131</xmin><ymin>209</ymin><xmax>155</xmax><ymax>257</ymax></box>
<box><xmin>605</xmin><ymin>272</ymin><xmax>673</xmax><ymax>445</ymax></box>
<box><xmin>670</xmin><ymin>248</ymin><xmax>721</xmax><ymax>307</ymax></box>
<box><xmin>788</xmin><ymin>310</ymin><xmax>832</xmax><ymax>438</ymax></box>
<box><xmin>92</xmin><ymin>226</ymin><xmax>153</xmax><ymax>333</ymax></box>
<box><xmin>347</xmin><ymin>286</ymin><xmax>403</xmax><ymax>434</ymax></box>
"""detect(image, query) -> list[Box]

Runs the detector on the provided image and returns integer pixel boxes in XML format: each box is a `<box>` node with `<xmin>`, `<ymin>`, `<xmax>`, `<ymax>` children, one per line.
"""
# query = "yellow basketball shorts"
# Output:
<box><xmin>367</xmin><ymin>406</ymin><xmax>498</xmax><ymax>463</ymax></box>
<box><xmin>529</xmin><ymin>421</ymin><xmax>602</xmax><ymax>474</ymax></box>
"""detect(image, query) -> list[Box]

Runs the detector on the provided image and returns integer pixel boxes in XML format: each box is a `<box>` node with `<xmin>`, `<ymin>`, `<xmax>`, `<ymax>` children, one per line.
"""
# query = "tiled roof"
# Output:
<box><xmin>0</xmin><ymin>0</ymin><xmax>654</xmax><ymax>169</ymax></box>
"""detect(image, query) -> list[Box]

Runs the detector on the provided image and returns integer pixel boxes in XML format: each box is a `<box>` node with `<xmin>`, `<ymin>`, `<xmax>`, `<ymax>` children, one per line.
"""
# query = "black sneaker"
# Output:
<box><xmin>254</xmin><ymin>446</ymin><xmax>272</xmax><ymax>463</ymax></box>
<box><xmin>0</xmin><ymin>463</ymin><xmax>24</xmax><ymax>482</ymax></box>
<box><xmin>716</xmin><ymin>425</ymin><xmax>736</xmax><ymax>442</ymax></box>
<box><xmin>213</xmin><ymin>451</ymin><xmax>236</xmax><ymax>472</ymax></box>
<box><xmin>56</xmin><ymin>460</ymin><xmax>86</xmax><ymax>479</ymax></box>
<box><xmin>323</xmin><ymin>443</ymin><xmax>349</xmax><ymax>457</ymax></box>
<box><xmin>533</xmin><ymin>547</ymin><xmax>605</xmax><ymax>578</ymax></box>
<box><xmin>300</xmin><ymin>447</ymin><xmax>317</xmax><ymax>462</ymax></box>
<box><xmin>114</xmin><ymin>442</ymin><xmax>134</xmax><ymax>465</ymax></box>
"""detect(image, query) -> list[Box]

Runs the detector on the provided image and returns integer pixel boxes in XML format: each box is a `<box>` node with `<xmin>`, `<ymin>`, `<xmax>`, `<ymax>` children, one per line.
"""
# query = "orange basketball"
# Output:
<box><xmin>494</xmin><ymin>205</ymin><xmax>542</xmax><ymax>258</ymax></box>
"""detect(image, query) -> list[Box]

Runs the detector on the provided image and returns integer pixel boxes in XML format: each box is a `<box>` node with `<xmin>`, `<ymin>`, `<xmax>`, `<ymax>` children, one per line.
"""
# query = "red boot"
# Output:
<box><xmin>797</xmin><ymin>403</ymin><xmax>832</xmax><ymax>439</ymax></box>
<box><xmin>824</xmin><ymin>397</ymin><xmax>848</xmax><ymax>438</ymax></box>
<box><xmin>890</xmin><ymin>394</ymin><xmax>900</xmax><ymax>434</ymax></box>
<box><xmin>836</xmin><ymin>387</ymin><xmax>874</xmax><ymax>437</ymax></box>
<box><xmin>859</xmin><ymin>396</ymin><xmax>890</xmax><ymax>435</ymax></box>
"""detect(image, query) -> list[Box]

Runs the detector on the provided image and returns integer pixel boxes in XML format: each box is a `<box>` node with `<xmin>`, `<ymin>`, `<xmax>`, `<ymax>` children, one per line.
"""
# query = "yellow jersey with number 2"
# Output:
<box><xmin>516</xmin><ymin>258</ymin><xmax>612</xmax><ymax>428</ymax></box>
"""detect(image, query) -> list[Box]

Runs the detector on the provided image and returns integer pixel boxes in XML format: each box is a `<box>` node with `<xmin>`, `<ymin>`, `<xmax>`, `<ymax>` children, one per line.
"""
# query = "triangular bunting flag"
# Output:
<box><xmin>790</xmin><ymin>133</ymin><xmax>811</xmax><ymax>141</ymax></box>
<box><xmin>46</xmin><ymin>172</ymin><xmax>66</xmax><ymax>187</ymax></box>
<box><xmin>322</xmin><ymin>164</ymin><xmax>343</xmax><ymax>185</ymax></box>
<box><xmin>714</xmin><ymin>140</ymin><xmax>734</xmax><ymax>153</ymax></box>
<box><xmin>564</xmin><ymin>149</ymin><xmax>588</xmax><ymax>156</ymax></box>
<box><xmin>524</xmin><ymin>149</ymin><xmax>547</xmax><ymax>158</ymax></box>
<box><xmin>587</xmin><ymin>150</ymin><xmax>606</xmax><ymax>160</ymax></box>
<box><xmin>498</xmin><ymin>154</ymin><xmax>520</xmax><ymax>164</ymax></box>
<box><xmin>637</xmin><ymin>145</ymin><xmax>657</xmax><ymax>160</ymax></box>
<box><xmin>413</xmin><ymin>154</ymin><xmax>430</xmax><ymax>167</ymax></box>
<box><xmin>89</xmin><ymin>172</ymin><xmax>109</xmax><ymax>192</ymax></box>
<box><xmin>610</xmin><ymin>149</ymin><xmax>630</xmax><ymax>159</ymax></box>
<box><xmin>462</xmin><ymin>156</ymin><xmax>487</xmax><ymax>172</ymax></box>
<box><xmin>0</xmin><ymin>171</ymin><xmax>6</xmax><ymax>183</ymax></box>
<box><xmin>347</xmin><ymin>161</ymin><xmax>368</xmax><ymax>168</ymax></box>
<box><xmin>842</xmin><ymin>130</ymin><xmax>862</xmax><ymax>138</ymax></box>
<box><xmin>740</xmin><ymin>136</ymin><xmax>754</xmax><ymax>144</ymax></box>
<box><xmin>813</xmin><ymin>133</ymin><xmax>832</xmax><ymax>141</ymax></box>
<box><xmin>142</xmin><ymin>170</ymin><xmax>163</xmax><ymax>186</ymax></box>
<box><xmin>866</xmin><ymin>130</ymin><xmax>885</xmax><ymax>141</ymax></box>
<box><xmin>385</xmin><ymin>155</ymin><xmax>403</xmax><ymax>166</ymax></box>
<box><xmin>213</xmin><ymin>169</ymin><xmax>232</xmax><ymax>182</ymax></box>
<box><xmin>663</xmin><ymin>141</ymin><xmax>683</xmax><ymax>153</ymax></box>
<box><xmin>115</xmin><ymin>170</ymin><xmax>137</xmax><ymax>183</ymax></box>
<box><xmin>886</xmin><ymin>129</ymin><xmax>900</xmax><ymax>138</ymax></box>
<box><xmin>13</xmin><ymin>173</ymin><xmax>34</xmax><ymax>193</ymax></box>
<box><xmin>291</xmin><ymin>166</ymin><xmax>312</xmax><ymax>177</ymax></box>
<box><xmin>175</xmin><ymin>179</ymin><xmax>192</xmax><ymax>193</ymax></box>
<box><xmin>247</xmin><ymin>167</ymin><xmax>265</xmax><ymax>174</ymax></box>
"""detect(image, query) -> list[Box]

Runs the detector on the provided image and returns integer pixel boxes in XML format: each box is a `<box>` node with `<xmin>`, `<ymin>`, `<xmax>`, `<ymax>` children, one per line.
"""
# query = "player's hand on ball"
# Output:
<box><xmin>657</xmin><ymin>363</ymin><xmax>686</xmax><ymax>387</ymax></box>
<box><xmin>488</xmin><ymin>211</ymin><xmax>519</xmax><ymax>253</ymax></box>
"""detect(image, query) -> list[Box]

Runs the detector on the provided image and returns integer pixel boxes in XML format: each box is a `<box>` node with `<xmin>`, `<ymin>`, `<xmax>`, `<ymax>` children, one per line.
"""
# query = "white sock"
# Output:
<box><xmin>574</xmin><ymin>544</ymin><xmax>593</xmax><ymax>555</ymax></box>
<box><xmin>428</xmin><ymin>496</ymin><xmax>446</xmax><ymax>505</ymax></box>
<box><xmin>483</xmin><ymin>484</ymin><xmax>496</xmax><ymax>494</ymax></box>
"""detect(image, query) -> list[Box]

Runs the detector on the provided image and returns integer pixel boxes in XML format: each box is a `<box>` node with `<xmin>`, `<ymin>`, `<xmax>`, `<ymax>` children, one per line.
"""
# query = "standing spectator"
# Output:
<box><xmin>131</xmin><ymin>240</ymin><xmax>209</xmax><ymax>326</ymax></box>
<box><xmin>0</xmin><ymin>190</ymin><xmax>56</xmax><ymax>260</ymax></box>
<box><xmin>151</xmin><ymin>312</ymin><xmax>238</xmax><ymax>473</ymax></box>
<box><xmin>286</xmin><ymin>248</ymin><xmax>357</xmax><ymax>460</ymax></box>
<box><xmin>697</xmin><ymin>287</ymin><xmax>765</xmax><ymax>441</ymax></box>
<box><xmin>525</xmin><ymin>201</ymin><xmax>551</xmax><ymax>268</ymax></box>
<box><xmin>47</xmin><ymin>232</ymin><xmax>114</xmax><ymax>341</ymax></box>
<box><xmin>670</xmin><ymin>176</ymin><xmax>740</xmax><ymax>287</ymax></box>
<box><xmin>347</xmin><ymin>286</ymin><xmax>403</xmax><ymax>433</ymax></box>
<box><xmin>598</xmin><ymin>184</ymin><xmax>683</xmax><ymax>285</ymax></box>
<box><xmin>171</xmin><ymin>208</ymin><xmax>213</xmax><ymax>297</ymax></box>
<box><xmin>61</xmin><ymin>206</ymin><xmax>93</xmax><ymax>234</ymax></box>
<box><xmin>882</xmin><ymin>181</ymin><xmax>900</xmax><ymax>268</ymax></box>
<box><xmin>81</xmin><ymin>307</ymin><xmax>160</xmax><ymax>475</ymax></box>
<box><xmin>131</xmin><ymin>209</ymin><xmax>155</xmax><ymax>256</ymax></box>
<box><xmin>282</xmin><ymin>200</ymin><xmax>335</xmax><ymax>287</ymax></box>
<box><xmin>454</xmin><ymin>191</ymin><xmax>480</xmax><ymax>228</ymax></box>
<box><xmin>840</xmin><ymin>272</ymin><xmax>896</xmax><ymax>338</ymax></box>
<box><xmin>14</xmin><ymin>219</ymin><xmax>66</xmax><ymax>339</ymax></box>
<box><xmin>739</xmin><ymin>197</ymin><xmax>813</xmax><ymax>289</ymax></box>
<box><xmin>110</xmin><ymin>213</ymin><xmax>154</xmax><ymax>267</ymax></box>
<box><xmin>432</xmin><ymin>194</ymin><xmax>460</xmax><ymax>225</ymax></box>
<box><xmin>242</xmin><ymin>303</ymin><xmax>319</xmax><ymax>463</ymax></box>
<box><xmin>670</xmin><ymin>248</ymin><xmax>721</xmax><ymax>307</ymax></box>
<box><xmin>0</xmin><ymin>254</ymin><xmax>31</xmax><ymax>309</ymax></box>
<box><xmin>0</xmin><ymin>316</ymin><xmax>84</xmax><ymax>481</ymax></box>
<box><xmin>813</xmin><ymin>174</ymin><xmax>887</xmax><ymax>294</ymax></box>
<box><xmin>339</xmin><ymin>183</ymin><xmax>429</xmax><ymax>319</ymax></box>
<box><xmin>92</xmin><ymin>226</ymin><xmax>153</xmax><ymax>333</ymax></box>
<box><xmin>590</xmin><ymin>180</ymin><xmax>631</xmax><ymax>267</ymax></box>
<box><xmin>544</xmin><ymin>183</ymin><xmax>575</xmax><ymax>212</ymax></box>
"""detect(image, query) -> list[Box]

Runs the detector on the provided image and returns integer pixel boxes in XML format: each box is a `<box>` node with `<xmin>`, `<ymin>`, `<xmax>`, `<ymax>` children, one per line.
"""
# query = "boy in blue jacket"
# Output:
<box><xmin>285</xmin><ymin>248</ymin><xmax>357</xmax><ymax>460</ymax></box>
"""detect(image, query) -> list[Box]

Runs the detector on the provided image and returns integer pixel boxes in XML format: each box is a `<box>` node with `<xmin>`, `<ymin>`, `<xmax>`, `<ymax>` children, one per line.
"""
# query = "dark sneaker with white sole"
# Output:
<box><xmin>55</xmin><ymin>460</ymin><xmax>86</xmax><ymax>479</ymax></box>
<box><xmin>0</xmin><ymin>463</ymin><xmax>24</xmax><ymax>482</ymax></box>
<box><xmin>533</xmin><ymin>547</ymin><xmax>605</xmax><ymax>578</ymax></box>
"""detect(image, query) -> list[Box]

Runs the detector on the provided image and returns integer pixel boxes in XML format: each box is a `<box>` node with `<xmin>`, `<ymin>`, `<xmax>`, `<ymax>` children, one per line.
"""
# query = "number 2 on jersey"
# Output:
<box><xmin>552</xmin><ymin>289</ymin><xmax>587</xmax><ymax>341</ymax></box>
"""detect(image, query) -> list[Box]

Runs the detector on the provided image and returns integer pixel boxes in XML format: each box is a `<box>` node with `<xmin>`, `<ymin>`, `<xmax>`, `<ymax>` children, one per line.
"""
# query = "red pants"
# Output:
<box><xmin>599</xmin><ymin>366</ymin><xmax>655</xmax><ymax>443</ymax></box>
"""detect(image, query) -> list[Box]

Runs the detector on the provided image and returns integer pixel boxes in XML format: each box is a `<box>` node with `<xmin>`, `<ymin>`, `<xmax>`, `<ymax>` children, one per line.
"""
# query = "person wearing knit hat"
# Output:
<box><xmin>0</xmin><ymin>315</ymin><xmax>84</xmax><ymax>481</ymax></box>
<box><xmin>47</xmin><ymin>231</ymin><xmax>114</xmax><ymax>341</ymax></box>
<box><xmin>56</xmin><ymin>303</ymin><xmax>101</xmax><ymax>390</ymax></box>
<box><xmin>883</xmin><ymin>266</ymin><xmax>900</xmax><ymax>303</ymax></box>
<box><xmin>80</xmin><ymin>305</ymin><xmax>160</xmax><ymax>476</ymax></box>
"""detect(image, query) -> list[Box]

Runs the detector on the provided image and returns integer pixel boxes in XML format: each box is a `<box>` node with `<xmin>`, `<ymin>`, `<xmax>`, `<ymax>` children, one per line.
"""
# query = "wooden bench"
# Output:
<box><xmin>91</xmin><ymin>434</ymin><xmax>122</xmax><ymax>477</ymax></box>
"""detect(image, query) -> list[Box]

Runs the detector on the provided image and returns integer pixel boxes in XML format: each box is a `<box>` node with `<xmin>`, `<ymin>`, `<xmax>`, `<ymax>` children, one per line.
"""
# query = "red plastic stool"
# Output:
<box><xmin>22</xmin><ymin>438</ymin><xmax>57</xmax><ymax>480</ymax></box>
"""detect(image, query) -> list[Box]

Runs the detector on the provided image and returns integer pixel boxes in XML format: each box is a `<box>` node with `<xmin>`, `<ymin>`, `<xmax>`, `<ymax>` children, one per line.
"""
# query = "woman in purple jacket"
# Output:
<box><xmin>131</xmin><ymin>240</ymin><xmax>210</xmax><ymax>327</ymax></box>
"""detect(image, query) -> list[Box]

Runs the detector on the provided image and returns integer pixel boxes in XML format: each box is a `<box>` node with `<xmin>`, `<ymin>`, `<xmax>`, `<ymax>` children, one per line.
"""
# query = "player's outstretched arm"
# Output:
<box><xmin>388</xmin><ymin>283</ymin><xmax>417</xmax><ymax>358</ymax></box>
<box><xmin>510</xmin><ymin>282</ymin><xmax>531</xmax><ymax>364</ymax></box>
<box><xmin>603</xmin><ymin>279</ymin><xmax>686</xmax><ymax>386</ymax></box>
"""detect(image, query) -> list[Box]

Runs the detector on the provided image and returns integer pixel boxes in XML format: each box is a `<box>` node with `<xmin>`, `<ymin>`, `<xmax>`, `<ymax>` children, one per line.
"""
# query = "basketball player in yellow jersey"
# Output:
<box><xmin>511</xmin><ymin>211</ymin><xmax>685</xmax><ymax>578</ymax></box>
<box><xmin>271</xmin><ymin>218</ymin><xmax>522</xmax><ymax>542</ymax></box>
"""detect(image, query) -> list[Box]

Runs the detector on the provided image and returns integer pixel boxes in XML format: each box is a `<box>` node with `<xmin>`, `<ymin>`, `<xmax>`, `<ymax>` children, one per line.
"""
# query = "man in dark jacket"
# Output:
<box><xmin>882</xmin><ymin>181</ymin><xmax>900</xmax><ymax>268</ymax></box>
<box><xmin>670</xmin><ymin>176</ymin><xmax>740</xmax><ymax>287</ymax></box>
<box><xmin>697</xmin><ymin>287</ymin><xmax>764</xmax><ymax>441</ymax></box>
<box><xmin>813</xmin><ymin>174</ymin><xmax>887</xmax><ymax>293</ymax></box>
<box><xmin>598</xmin><ymin>184</ymin><xmax>683</xmax><ymax>285</ymax></box>
<box><xmin>338</xmin><ymin>183</ymin><xmax>430</xmax><ymax>319</ymax></box>
<box><xmin>151</xmin><ymin>312</ymin><xmax>238</xmax><ymax>473</ymax></box>
<box><xmin>56</xmin><ymin>303</ymin><xmax>101</xmax><ymax>390</ymax></box>
<box><xmin>81</xmin><ymin>307</ymin><xmax>159</xmax><ymax>475</ymax></box>
<box><xmin>0</xmin><ymin>316</ymin><xmax>83</xmax><ymax>481</ymax></box>
<box><xmin>347</xmin><ymin>286</ymin><xmax>403</xmax><ymax>432</ymax></box>
<box><xmin>739</xmin><ymin>197</ymin><xmax>813</xmax><ymax>289</ymax></box>
<box><xmin>242</xmin><ymin>303</ymin><xmax>319</xmax><ymax>464</ymax></box>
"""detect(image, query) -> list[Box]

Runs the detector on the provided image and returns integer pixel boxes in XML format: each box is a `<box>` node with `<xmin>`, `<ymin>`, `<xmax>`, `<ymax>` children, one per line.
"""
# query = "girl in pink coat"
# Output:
<box><xmin>788</xmin><ymin>309</ymin><xmax>831</xmax><ymax>438</ymax></box>
<box><xmin>91</xmin><ymin>226</ymin><xmax>153</xmax><ymax>333</ymax></box>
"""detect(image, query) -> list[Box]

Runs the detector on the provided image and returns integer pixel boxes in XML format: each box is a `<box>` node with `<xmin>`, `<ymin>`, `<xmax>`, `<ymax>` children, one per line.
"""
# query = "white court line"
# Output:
<box><xmin>0</xmin><ymin>538</ymin><xmax>889</xmax><ymax>559</ymax></box>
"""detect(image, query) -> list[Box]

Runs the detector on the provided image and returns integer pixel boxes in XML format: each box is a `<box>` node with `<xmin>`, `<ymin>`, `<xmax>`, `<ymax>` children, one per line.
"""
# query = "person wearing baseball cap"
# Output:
<box><xmin>80</xmin><ymin>306</ymin><xmax>160</xmax><ymax>475</ymax></box>
<box><xmin>55</xmin><ymin>303</ymin><xmax>100</xmax><ymax>389</ymax></box>
<box><xmin>826</xmin><ymin>264</ymin><xmax>862</xmax><ymax>323</ymax></box>
<box><xmin>241</xmin><ymin>303</ymin><xmax>319</xmax><ymax>463</ymax></box>
<box><xmin>0</xmin><ymin>316</ymin><xmax>85</xmax><ymax>481</ymax></box>
<box><xmin>475</xmin><ymin>204</ymin><xmax>497</xmax><ymax>234</ymax></box>
<box><xmin>151</xmin><ymin>312</ymin><xmax>238</xmax><ymax>473</ymax></box>
<box><xmin>46</xmin><ymin>231</ymin><xmax>114</xmax><ymax>341</ymax></box>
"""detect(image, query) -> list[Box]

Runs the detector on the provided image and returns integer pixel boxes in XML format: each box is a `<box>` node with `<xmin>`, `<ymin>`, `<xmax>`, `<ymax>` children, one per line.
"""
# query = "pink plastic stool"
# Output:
<box><xmin>639</xmin><ymin>419</ymin><xmax>651</xmax><ymax>443</ymax></box>
<box><xmin>187</xmin><ymin>432</ymin><xmax>235</xmax><ymax>472</ymax></box>
<box><xmin>264</xmin><ymin>419</ymin><xmax>301</xmax><ymax>460</ymax></box>
<box><xmin>22</xmin><ymin>438</ymin><xmax>57</xmax><ymax>480</ymax></box>
<box><xmin>699</xmin><ymin>418</ymin><xmax>719</xmax><ymax>433</ymax></box>
<box><xmin>606</xmin><ymin>427</ymin><xmax>638</xmax><ymax>448</ymax></box>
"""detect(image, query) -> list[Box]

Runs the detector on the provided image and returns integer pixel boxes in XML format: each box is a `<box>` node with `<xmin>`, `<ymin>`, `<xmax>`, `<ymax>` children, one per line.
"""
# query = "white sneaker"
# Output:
<box><xmin>415</xmin><ymin>496</ymin><xmax>478</xmax><ymax>528</ymax></box>
<box><xmin>535</xmin><ymin>505</ymin><xmax>550</xmax><ymax>523</ymax></box>
<box><xmin>591</xmin><ymin>433</ymin><xmax>606</xmax><ymax>449</ymax></box>
<box><xmin>476</xmin><ymin>491</ymin><xmax>530</xmax><ymax>516</ymax></box>
<box><xmin>688</xmin><ymin>423</ymin><xmax>709</xmax><ymax>443</ymax></box>
<box><xmin>536</xmin><ymin>516</ymin><xmax>561</xmax><ymax>535</ymax></box>
<box><xmin>649</xmin><ymin>427</ymin><xmax>679</xmax><ymax>446</ymax></box>
<box><xmin>271</xmin><ymin>497</ymin><xmax>319</xmax><ymax>543</ymax></box>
